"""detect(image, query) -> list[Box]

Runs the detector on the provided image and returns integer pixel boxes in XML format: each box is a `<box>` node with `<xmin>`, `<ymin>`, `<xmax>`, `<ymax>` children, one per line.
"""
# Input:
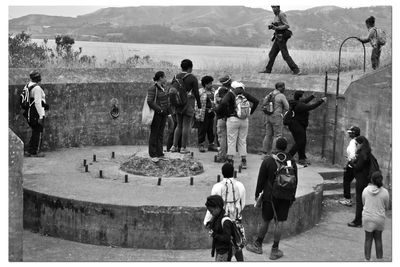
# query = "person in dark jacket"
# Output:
<box><xmin>246</xmin><ymin>137</ymin><xmax>298</xmax><ymax>260</ymax></box>
<box><xmin>170</xmin><ymin>59</ymin><xmax>201</xmax><ymax>154</ymax></box>
<box><xmin>347</xmin><ymin>136</ymin><xmax>373</xmax><ymax>227</ymax></box>
<box><xmin>216</xmin><ymin>81</ymin><xmax>259</xmax><ymax>169</ymax></box>
<box><xmin>288</xmin><ymin>90</ymin><xmax>327</xmax><ymax>166</ymax></box>
<box><xmin>205</xmin><ymin>195</ymin><xmax>235</xmax><ymax>261</ymax></box>
<box><xmin>147</xmin><ymin>71</ymin><xmax>170</xmax><ymax>161</ymax></box>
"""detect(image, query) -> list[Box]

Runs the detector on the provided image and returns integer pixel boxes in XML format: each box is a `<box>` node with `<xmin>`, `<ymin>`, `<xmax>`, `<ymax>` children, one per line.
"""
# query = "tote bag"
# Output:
<box><xmin>141</xmin><ymin>86</ymin><xmax>158</xmax><ymax>125</ymax></box>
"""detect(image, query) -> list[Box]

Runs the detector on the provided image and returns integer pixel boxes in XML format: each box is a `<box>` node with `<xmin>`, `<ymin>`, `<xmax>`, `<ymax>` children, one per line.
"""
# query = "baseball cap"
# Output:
<box><xmin>231</xmin><ymin>81</ymin><xmax>245</xmax><ymax>89</ymax></box>
<box><xmin>347</xmin><ymin>126</ymin><xmax>360</xmax><ymax>136</ymax></box>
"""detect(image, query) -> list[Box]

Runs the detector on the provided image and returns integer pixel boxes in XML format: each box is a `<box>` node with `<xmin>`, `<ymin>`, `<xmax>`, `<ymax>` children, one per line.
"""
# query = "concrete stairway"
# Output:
<box><xmin>320</xmin><ymin>170</ymin><xmax>356</xmax><ymax>199</ymax></box>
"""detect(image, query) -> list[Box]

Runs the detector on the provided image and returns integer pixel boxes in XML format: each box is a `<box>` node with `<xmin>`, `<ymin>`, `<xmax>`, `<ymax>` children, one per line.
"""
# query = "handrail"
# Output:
<box><xmin>332</xmin><ymin>37</ymin><xmax>366</xmax><ymax>165</ymax></box>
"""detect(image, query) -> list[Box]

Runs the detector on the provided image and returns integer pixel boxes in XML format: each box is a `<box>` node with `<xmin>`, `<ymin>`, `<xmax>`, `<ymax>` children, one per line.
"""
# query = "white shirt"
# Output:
<box><xmin>28</xmin><ymin>81</ymin><xmax>46</xmax><ymax>119</ymax></box>
<box><xmin>346</xmin><ymin>138</ymin><xmax>357</xmax><ymax>161</ymax></box>
<box><xmin>203</xmin><ymin>178</ymin><xmax>246</xmax><ymax>225</ymax></box>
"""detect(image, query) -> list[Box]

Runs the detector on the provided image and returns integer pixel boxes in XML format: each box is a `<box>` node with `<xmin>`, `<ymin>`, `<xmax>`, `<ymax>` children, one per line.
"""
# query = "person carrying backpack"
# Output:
<box><xmin>169</xmin><ymin>59</ymin><xmax>201</xmax><ymax>154</ymax></box>
<box><xmin>246</xmin><ymin>137</ymin><xmax>298</xmax><ymax>260</ymax></box>
<box><xmin>204</xmin><ymin>163</ymin><xmax>246</xmax><ymax>261</ymax></box>
<box><xmin>357</xmin><ymin>16</ymin><xmax>386</xmax><ymax>70</ymax></box>
<box><xmin>216</xmin><ymin>81</ymin><xmax>259</xmax><ymax>169</ymax></box>
<box><xmin>261</xmin><ymin>82</ymin><xmax>289</xmax><ymax>157</ymax></box>
<box><xmin>21</xmin><ymin>70</ymin><xmax>48</xmax><ymax>157</ymax></box>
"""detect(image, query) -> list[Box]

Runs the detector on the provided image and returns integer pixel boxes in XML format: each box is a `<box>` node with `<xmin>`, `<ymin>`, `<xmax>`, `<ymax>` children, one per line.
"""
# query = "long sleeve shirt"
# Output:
<box><xmin>359</xmin><ymin>27</ymin><xmax>379</xmax><ymax>48</ymax></box>
<box><xmin>346</xmin><ymin>138</ymin><xmax>357</xmax><ymax>161</ymax></box>
<box><xmin>28</xmin><ymin>82</ymin><xmax>46</xmax><ymax>119</ymax></box>
<box><xmin>290</xmin><ymin>97</ymin><xmax>325</xmax><ymax>127</ymax></box>
<box><xmin>203</xmin><ymin>178</ymin><xmax>246</xmax><ymax>226</ymax></box>
<box><xmin>179</xmin><ymin>72</ymin><xmax>201</xmax><ymax>109</ymax></box>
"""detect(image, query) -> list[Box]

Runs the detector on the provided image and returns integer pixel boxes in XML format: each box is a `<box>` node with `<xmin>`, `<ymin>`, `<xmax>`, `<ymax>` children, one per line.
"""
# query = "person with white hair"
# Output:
<box><xmin>216</xmin><ymin>81</ymin><xmax>259</xmax><ymax>169</ymax></box>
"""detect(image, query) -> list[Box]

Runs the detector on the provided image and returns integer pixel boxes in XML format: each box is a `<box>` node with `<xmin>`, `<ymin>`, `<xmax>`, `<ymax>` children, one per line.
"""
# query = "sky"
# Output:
<box><xmin>7</xmin><ymin>0</ymin><xmax>384</xmax><ymax>19</ymax></box>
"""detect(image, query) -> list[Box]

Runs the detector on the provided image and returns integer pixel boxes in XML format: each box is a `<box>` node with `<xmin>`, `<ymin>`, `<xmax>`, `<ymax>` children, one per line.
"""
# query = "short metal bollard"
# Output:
<box><xmin>157</xmin><ymin>177</ymin><xmax>162</xmax><ymax>186</ymax></box>
<box><xmin>214</xmin><ymin>155</ymin><xmax>217</xmax><ymax>162</ymax></box>
<box><xmin>99</xmin><ymin>170</ymin><xmax>103</xmax><ymax>178</ymax></box>
<box><xmin>85</xmin><ymin>165</ymin><xmax>89</xmax><ymax>172</ymax></box>
<box><xmin>93</xmin><ymin>155</ymin><xmax>96</xmax><ymax>162</ymax></box>
<box><xmin>190</xmin><ymin>177</ymin><xmax>194</xmax><ymax>185</ymax></box>
<box><xmin>217</xmin><ymin>174</ymin><xmax>221</xmax><ymax>182</ymax></box>
<box><xmin>125</xmin><ymin>174</ymin><xmax>128</xmax><ymax>183</ymax></box>
<box><xmin>238</xmin><ymin>165</ymin><xmax>242</xmax><ymax>173</ymax></box>
<box><xmin>83</xmin><ymin>159</ymin><xmax>87</xmax><ymax>166</ymax></box>
<box><xmin>191</xmin><ymin>152</ymin><xmax>194</xmax><ymax>158</ymax></box>
<box><xmin>234</xmin><ymin>170</ymin><xmax>237</xmax><ymax>178</ymax></box>
<box><xmin>111</xmin><ymin>152</ymin><xmax>115</xmax><ymax>159</ymax></box>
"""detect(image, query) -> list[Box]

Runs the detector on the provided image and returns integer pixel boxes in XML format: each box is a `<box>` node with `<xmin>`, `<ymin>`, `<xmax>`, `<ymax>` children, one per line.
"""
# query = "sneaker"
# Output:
<box><xmin>170</xmin><ymin>146</ymin><xmax>178</xmax><ymax>153</ymax></box>
<box><xmin>347</xmin><ymin>221</ymin><xmax>362</xmax><ymax>228</ymax></box>
<box><xmin>259</xmin><ymin>70</ymin><xmax>271</xmax><ymax>74</ymax></box>
<box><xmin>215</xmin><ymin>155</ymin><xmax>227</xmax><ymax>163</ymax></box>
<box><xmin>241</xmin><ymin>158</ymin><xmax>247</xmax><ymax>169</ymax></box>
<box><xmin>31</xmin><ymin>152</ymin><xmax>45</xmax><ymax>157</ymax></box>
<box><xmin>298</xmin><ymin>159</ymin><xmax>308</xmax><ymax>166</ymax></box>
<box><xmin>338</xmin><ymin>198</ymin><xmax>353</xmax><ymax>207</ymax></box>
<box><xmin>199</xmin><ymin>144</ymin><xmax>206</xmax><ymax>153</ymax></box>
<box><xmin>246</xmin><ymin>242</ymin><xmax>263</xmax><ymax>254</ymax></box>
<box><xmin>269</xmin><ymin>247</ymin><xmax>284</xmax><ymax>260</ymax></box>
<box><xmin>24</xmin><ymin>151</ymin><xmax>32</xmax><ymax>157</ymax></box>
<box><xmin>180</xmin><ymin>148</ymin><xmax>190</xmax><ymax>154</ymax></box>
<box><xmin>151</xmin><ymin>157</ymin><xmax>159</xmax><ymax>163</ymax></box>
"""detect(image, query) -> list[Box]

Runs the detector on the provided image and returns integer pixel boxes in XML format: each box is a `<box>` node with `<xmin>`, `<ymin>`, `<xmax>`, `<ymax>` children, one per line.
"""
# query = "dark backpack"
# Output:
<box><xmin>221</xmin><ymin>216</ymin><xmax>246</xmax><ymax>250</ymax></box>
<box><xmin>283</xmin><ymin>103</ymin><xmax>296</xmax><ymax>126</ymax></box>
<box><xmin>369</xmin><ymin>153</ymin><xmax>380</xmax><ymax>179</ymax></box>
<box><xmin>262</xmin><ymin>92</ymin><xmax>277</xmax><ymax>115</ymax></box>
<box><xmin>20</xmin><ymin>83</ymin><xmax>36</xmax><ymax>111</ymax></box>
<box><xmin>169</xmin><ymin>73</ymin><xmax>191</xmax><ymax>107</ymax></box>
<box><xmin>272</xmin><ymin>153</ymin><xmax>297</xmax><ymax>200</ymax></box>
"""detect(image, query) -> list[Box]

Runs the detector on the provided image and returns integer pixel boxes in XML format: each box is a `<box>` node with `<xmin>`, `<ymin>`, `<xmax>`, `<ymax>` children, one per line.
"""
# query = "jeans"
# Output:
<box><xmin>265</xmin><ymin>35</ymin><xmax>299</xmax><ymax>73</ymax></box>
<box><xmin>148</xmin><ymin>112</ymin><xmax>167</xmax><ymax>157</ymax></box>
<box><xmin>198</xmin><ymin>111</ymin><xmax>215</xmax><ymax>145</ymax></box>
<box><xmin>343</xmin><ymin>165</ymin><xmax>355</xmax><ymax>199</ymax></box>
<box><xmin>28</xmin><ymin>119</ymin><xmax>44</xmax><ymax>155</ymax></box>
<box><xmin>262</xmin><ymin>114</ymin><xmax>283</xmax><ymax>154</ymax></box>
<box><xmin>173</xmin><ymin>113</ymin><xmax>192</xmax><ymax>148</ymax></box>
<box><xmin>217</xmin><ymin>119</ymin><xmax>227</xmax><ymax>158</ymax></box>
<box><xmin>371</xmin><ymin>47</ymin><xmax>381</xmax><ymax>70</ymax></box>
<box><xmin>226</xmin><ymin>116</ymin><xmax>248</xmax><ymax>157</ymax></box>
<box><xmin>288</xmin><ymin>121</ymin><xmax>307</xmax><ymax>160</ymax></box>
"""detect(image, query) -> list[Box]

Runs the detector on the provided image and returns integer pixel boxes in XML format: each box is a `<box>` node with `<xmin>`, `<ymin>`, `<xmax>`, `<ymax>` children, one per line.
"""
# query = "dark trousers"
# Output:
<box><xmin>167</xmin><ymin>114</ymin><xmax>181</xmax><ymax>150</ymax></box>
<box><xmin>343</xmin><ymin>165</ymin><xmax>355</xmax><ymax>199</ymax></box>
<box><xmin>371</xmin><ymin>47</ymin><xmax>381</xmax><ymax>70</ymax></box>
<box><xmin>149</xmin><ymin>112</ymin><xmax>167</xmax><ymax>157</ymax></box>
<box><xmin>354</xmin><ymin>178</ymin><xmax>369</xmax><ymax>225</ymax></box>
<box><xmin>28</xmin><ymin>119</ymin><xmax>44</xmax><ymax>155</ymax></box>
<box><xmin>265</xmin><ymin>36</ymin><xmax>299</xmax><ymax>73</ymax></box>
<box><xmin>234</xmin><ymin>249</ymin><xmax>244</xmax><ymax>261</ymax></box>
<box><xmin>198</xmin><ymin>111</ymin><xmax>215</xmax><ymax>145</ymax></box>
<box><xmin>173</xmin><ymin>113</ymin><xmax>192</xmax><ymax>148</ymax></box>
<box><xmin>288</xmin><ymin>121</ymin><xmax>307</xmax><ymax>160</ymax></box>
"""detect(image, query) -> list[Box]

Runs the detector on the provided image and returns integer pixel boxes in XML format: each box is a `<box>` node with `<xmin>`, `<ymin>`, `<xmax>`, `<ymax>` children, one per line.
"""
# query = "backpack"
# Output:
<box><xmin>283</xmin><ymin>103</ymin><xmax>296</xmax><ymax>126</ymax></box>
<box><xmin>272</xmin><ymin>153</ymin><xmax>297</xmax><ymax>200</ymax></box>
<box><xmin>169</xmin><ymin>73</ymin><xmax>191</xmax><ymax>107</ymax></box>
<box><xmin>20</xmin><ymin>83</ymin><xmax>37</xmax><ymax>119</ymax></box>
<box><xmin>231</xmin><ymin>91</ymin><xmax>250</xmax><ymax>119</ymax></box>
<box><xmin>368</xmin><ymin>153</ymin><xmax>380</xmax><ymax>179</ymax></box>
<box><xmin>221</xmin><ymin>217</ymin><xmax>246</xmax><ymax>250</ymax></box>
<box><xmin>262</xmin><ymin>92</ymin><xmax>277</xmax><ymax>115</ymax></box>
<box><xmin>374</xmin><ymin>28</ymin><xmax>387</xmax><ymax>46</ymax></box>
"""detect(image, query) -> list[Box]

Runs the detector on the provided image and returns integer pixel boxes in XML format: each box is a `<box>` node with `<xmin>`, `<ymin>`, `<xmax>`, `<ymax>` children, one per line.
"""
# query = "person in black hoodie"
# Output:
<box><xmin>205</xmin><ymin>195</ymin><xmax>235</xmax><ymax>261</ymax></box>
<box><xmin>347</xmin><ymin>136</ymin><xmax>373</xmax><ymax>228</ymax></box>
<box><xmin>246</xmin><ymin>137</ymin><xmax>298</xmax><ymax>260</ymax></box>
<box><xmin>288</xmin><ymin>90</ymin><xmax>327</xmax><ymax>165</ymax></box>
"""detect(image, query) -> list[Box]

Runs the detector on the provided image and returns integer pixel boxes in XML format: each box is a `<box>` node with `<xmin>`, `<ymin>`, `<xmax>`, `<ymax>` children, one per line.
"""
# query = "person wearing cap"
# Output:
<box><xmin>24</xmin><ymin>70</ymin><xmax>47</xmax><ymax>157</ymax></box>
<box><xmin>204</xmin><ymin>163</ymin><xmax>246</xmax><ymax>261</ymax></box>
<box><xmin>261</xmin><ymin>82</ymin><xmax>289</xmax><ymax>157</ymax></box>
<box><xmin>216</xmin><ymin>81</ymin><xmax>259</xmax><ymax>169</ymax></box>
<box><xmin>213</xmin><ymin>75</ymin><xmax>231</xmax><ymax>162</ymax></box>
<box><xmin>287</xmin><ymin>91</ymin><xmax>327</xmax><ymax>166</ymax></box>
<box><xmin>205</xmin><ymin>195</ymin><xmax>236</xmax><ymax>261</ymax></box>
<box><xmin>196</xmin><ymin>75</ymin><xmax>218</xmax><ymax>153</ymax></box>
<box><xmin>338</xmin><ymin>126</ymin><xmax>361</xmax><ymax>207</ymax></box>
<box><xmin>170</xmin><ymin>59</ymin><xmax>201</xmax><ymax>154</ymax></box>
<box><xmin>259</xmin><ymin>5</ymin><xmax>301</xmax><ymax>75</ymax></box>
<box><xmin>246</xmin><ymin>137</ymin><xmax>298</xmax><ymax>260</ymax></box>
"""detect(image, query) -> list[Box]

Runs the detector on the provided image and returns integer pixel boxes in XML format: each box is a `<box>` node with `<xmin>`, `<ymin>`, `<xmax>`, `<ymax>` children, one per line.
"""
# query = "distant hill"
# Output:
<box><xmin>9</xmin><ymin>6</ymin><xmax>392</xmax><ymax>50</ymax></box>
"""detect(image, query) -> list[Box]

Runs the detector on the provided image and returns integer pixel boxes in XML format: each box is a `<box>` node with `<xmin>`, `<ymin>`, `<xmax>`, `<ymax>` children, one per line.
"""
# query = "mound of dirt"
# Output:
<box><xmin>120</xmin><ymin>156</ymin><xmax>204</xmax><ymax>177</ymax></box>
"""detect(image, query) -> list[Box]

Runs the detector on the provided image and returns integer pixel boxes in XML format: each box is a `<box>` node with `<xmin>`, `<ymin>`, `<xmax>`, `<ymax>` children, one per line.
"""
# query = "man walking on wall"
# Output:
<box><xmin>260</xmin><ymin>5</ymin><xmax>301</xmax><ymax>75</ymax></box>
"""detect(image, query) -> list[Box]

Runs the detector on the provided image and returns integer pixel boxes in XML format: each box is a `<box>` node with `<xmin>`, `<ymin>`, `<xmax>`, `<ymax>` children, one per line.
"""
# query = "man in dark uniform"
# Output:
<box><xmin>260</xmin><ymin>5</ymin><xmax>301</xmax><ymax>75</ymax></box>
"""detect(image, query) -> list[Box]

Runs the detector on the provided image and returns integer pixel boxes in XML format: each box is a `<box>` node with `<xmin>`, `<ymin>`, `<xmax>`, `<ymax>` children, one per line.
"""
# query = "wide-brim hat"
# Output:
<box><xmin>219</xmin><ymin>75</ymin><xmax>231</xmax><ymax>85</ymax></box>
<box><xmin>231</xmin><ymin>81</ymin><xmax>245</xmax><ymax>89</ymax></box>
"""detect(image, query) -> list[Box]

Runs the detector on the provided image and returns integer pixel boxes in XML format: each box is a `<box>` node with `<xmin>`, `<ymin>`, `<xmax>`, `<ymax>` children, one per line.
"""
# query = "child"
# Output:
<box><xmin>362</xmin><ymin>171</ymin><xmax>390</xmax><ymax>261</ymax></box>
<box><xmin>205</xmin><ymin>195</ymin><xmax>234</xmax><ymax>261</ymax></box>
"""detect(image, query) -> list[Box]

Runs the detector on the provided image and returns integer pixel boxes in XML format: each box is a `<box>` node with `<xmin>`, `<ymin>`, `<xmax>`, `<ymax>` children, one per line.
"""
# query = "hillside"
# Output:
<box><xmin>9</xmin><ymin>6</ymin><xmax>392</xmax><ymax>49</ymax></box>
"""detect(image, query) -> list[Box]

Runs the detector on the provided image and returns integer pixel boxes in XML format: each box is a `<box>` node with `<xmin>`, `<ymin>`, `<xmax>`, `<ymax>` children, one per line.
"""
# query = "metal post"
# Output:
<box><xmin>321</xmin><ymin>72</ymin><xmax>328</xmax><ymax>158</ymax></box>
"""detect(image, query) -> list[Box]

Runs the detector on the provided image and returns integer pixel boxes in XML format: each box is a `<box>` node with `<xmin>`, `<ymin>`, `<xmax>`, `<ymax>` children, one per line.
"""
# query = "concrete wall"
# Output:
<box><xmin>9</xmin><ymin>129</ymin><xmax>24</xmax><ymax>262</ymax></box>
<box><xmin>23</xmin><ymin>186</ymin><xmax>323</xmax><ymax>249</ymax></box>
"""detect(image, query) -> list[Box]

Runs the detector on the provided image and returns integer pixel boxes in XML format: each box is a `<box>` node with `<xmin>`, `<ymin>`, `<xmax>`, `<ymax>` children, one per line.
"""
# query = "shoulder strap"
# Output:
<box><xmin>221</xmin><ymin>216</ymin><xmax>232</xmax><ymax>227</ymax></box>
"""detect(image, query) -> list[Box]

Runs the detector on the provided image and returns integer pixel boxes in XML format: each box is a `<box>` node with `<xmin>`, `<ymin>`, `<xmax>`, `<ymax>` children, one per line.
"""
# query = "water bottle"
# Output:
<box><xmin>269</xmin><ymin>101</ymin><xmax>273</xmax><ymax>112</ymax></box>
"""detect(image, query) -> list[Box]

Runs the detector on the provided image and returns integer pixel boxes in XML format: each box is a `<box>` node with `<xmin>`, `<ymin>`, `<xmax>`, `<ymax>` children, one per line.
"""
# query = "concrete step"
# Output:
<box><xmin>323</xmin><ymin>188</ymin><xmax>355</xmax><ymax>199</ymax></box>
<box><xmin>319</xmin><ymin>171</ymin><xmax>344</xmax><ymax>180</ymax></box>
<box><xmin>322</xmin><ymin>178</ymin><xmax>355</xmax><ymax>191</ymax></box>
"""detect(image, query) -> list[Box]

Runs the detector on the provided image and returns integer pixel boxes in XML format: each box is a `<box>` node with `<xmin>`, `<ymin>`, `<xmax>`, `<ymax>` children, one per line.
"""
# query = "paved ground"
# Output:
<box><xmin>22</xmin><ymin>146</ymin><xmax>339</xmax><ymax>207</ymax></box>
<box><xmin>23</xmin><ymin>199</ymin><xmax>392</xmax><ymax>262</ymax></box>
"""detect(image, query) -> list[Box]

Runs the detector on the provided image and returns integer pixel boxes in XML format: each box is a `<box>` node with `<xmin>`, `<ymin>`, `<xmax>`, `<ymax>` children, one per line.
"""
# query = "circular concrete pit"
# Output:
<box><xmin>23</xmin><ymin>146</ymin><xmax>326</xmax><ymax>249</ymax></box>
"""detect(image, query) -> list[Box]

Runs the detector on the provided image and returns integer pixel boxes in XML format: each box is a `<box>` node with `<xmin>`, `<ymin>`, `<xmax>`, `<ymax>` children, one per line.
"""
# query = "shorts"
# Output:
<box><xmin>363</xmin><ymin>218</ymin><xmax>385</xmax><ymax>232</ymax></box>
<box><xmin>262</xmin><ymin>198</ymin><xmax>291</xmax><ymax>222</ymax></box>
